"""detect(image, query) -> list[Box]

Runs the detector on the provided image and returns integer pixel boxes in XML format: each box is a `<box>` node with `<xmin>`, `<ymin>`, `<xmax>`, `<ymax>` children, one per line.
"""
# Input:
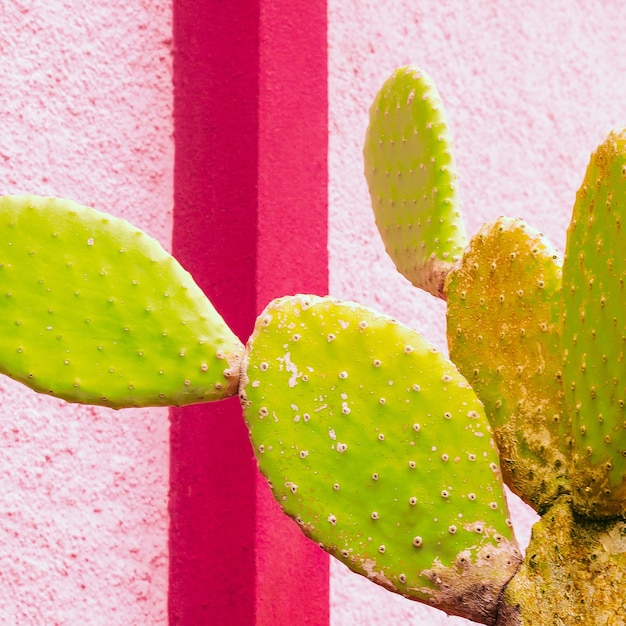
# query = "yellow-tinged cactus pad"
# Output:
<box><xmin>240</xmin><ymin>295</ymin><xmax>521</xmax><ymax>624</ymax></box>
<box><xmin>562</xmin><ymin>130</ymin><xmax>626</xmax><ymax>518</ymax></box>
<box><xmin>446</xmin><ymin>218</ymin><xmax>568</xmax><ymax>512</ymax></box>
<box><xmin>363</xmin><ymin>66</ymin><xmax>467</xmax><ymax>298</ymax></box>
<box><xmin>0</xmin><ymin>195</ymin><xmax>243</xmax><ymax>408</ymax></box>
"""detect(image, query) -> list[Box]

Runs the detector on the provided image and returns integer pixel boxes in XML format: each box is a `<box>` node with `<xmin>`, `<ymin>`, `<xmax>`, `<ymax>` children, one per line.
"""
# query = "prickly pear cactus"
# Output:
<box><xmin>446</xmin><ymin>217</ymin><xmax>568</xmax><ymax>513</ymax></box>
<box><xmin>4</xmin><ymin>66</ymin><xmax>626</xmax><ymax>625</ymax></box>
<box><xmin>363</xmin><ymin>66</ymin><xmax>467</xmax><ymax>298</ymax></box>
<box><xmin>240</xmin><ymin>294</ymin><xmax>520</xmax><ymax>623</ymax></box>
<box><xmin>0</xmin><ymin>195</ymin><xmax>243</xmax><ymax>408</ymax></box>
<box><xmin>562</xmin><ymin>129</ymin><xmax>626</xmax><ymax>519</ymax></box>
<box><xmin>360</xmin><ymin>66</ymin><xmax>626</xmax><ymax>623</ymax></box>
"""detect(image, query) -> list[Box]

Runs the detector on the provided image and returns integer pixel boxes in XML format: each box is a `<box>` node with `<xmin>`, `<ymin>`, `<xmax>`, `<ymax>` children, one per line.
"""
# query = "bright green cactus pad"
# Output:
<box><xmin>363</xmin><ymin>66</ymin><xmax>467</xmax><ymax>298</ymax></box>
<box><xmin>562</xmin><ymin>130</ymin><xmax>626</xmax><ymax>518</ymax></box>
<box><xmin>0</xmin><ymin>195</ymin><xmax>243</xmax><ymax>408</ymax></box>
<box><xmin>446</xmin><ymin>218</ymin><xmax>568</xmax><ymax>512</ymax></box>
<box><xmin>241</xmin><ymin>295</ymin><xmax>520</xmax><ymax>621</ymax></box>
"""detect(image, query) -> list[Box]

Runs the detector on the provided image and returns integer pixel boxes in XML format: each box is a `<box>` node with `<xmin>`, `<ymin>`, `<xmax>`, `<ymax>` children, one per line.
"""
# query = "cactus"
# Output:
<box><xmin>446</xmin><ymin>217</ymin><xmax>568</xmax><ymax>513</ymax></box>
<box><xmin>561</xmin><ymin>130</ymin><xmax>626</xmax><ymax>519</ymax></box>
<box><xmin>2</xmin><ymin>66</ymin><xmax>626</xmax><ymax>623</ymax></box>
<box><xmin>240</xmin><ymin>294</ymin><xmax>520</xmax><ymax>623</ymax></box>
<box><xmin>363</xmin><ymin>66</ymin><xmax>466</xmax><ymax>298</ymax></box>
<box><xmin>0</xmin><ymin>195</ymin><xmax>243</xmax><ymax>408</ymax></box>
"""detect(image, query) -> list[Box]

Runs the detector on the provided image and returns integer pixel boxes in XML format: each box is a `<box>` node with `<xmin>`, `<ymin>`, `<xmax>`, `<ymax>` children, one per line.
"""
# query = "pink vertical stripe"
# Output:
<box><xmin>169</xmin><ymin>1</ymin><xmax>329</xmax><ymax>624</ymax></box>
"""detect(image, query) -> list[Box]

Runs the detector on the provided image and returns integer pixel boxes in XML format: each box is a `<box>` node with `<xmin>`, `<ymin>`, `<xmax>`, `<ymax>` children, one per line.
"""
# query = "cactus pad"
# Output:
<box><xmin>562</xmin><ymin>130</ymin><xmax>626</xmax><ymax>518</ymax></box>
<box><xmin>363</xmin><ymin>66</ymin><xmax>467</xmax><ymax>298</ymax></box>
<box><xmin>240</xmin><ymin>295</ymin><xmax>521</xmax><ymax>623</ymax></box>
<box><xmin>0</xmin><ymin>195</ymin><xmax>243</xmax><ymax>408</ymax></box>
<box><xmin>446</xmin><ymin>218</ymin><xmax>567</xmax><ymax>512</ymax></box>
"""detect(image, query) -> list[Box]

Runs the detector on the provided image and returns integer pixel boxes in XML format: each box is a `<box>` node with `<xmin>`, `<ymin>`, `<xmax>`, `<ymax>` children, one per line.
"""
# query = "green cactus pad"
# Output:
<box><xmin>363</xmin><ymin>66</ymin><xmax>467</xmax><ymax>299</ymax></box>
<box><xmin>446</xmin><ymin>218</ymin><xmax>567</xmax><ymax>512</ymax></box>
<box><xmin>562</xmin><ymin>130</ymin><xmax>626</xmax><ymax>518</ymax></box>
<box><xmin>0</xmin><ymin>195</ymin><xmax>243</xmax><ymax>408</ymax></box>
<box><xmin>241</xmin><ymin>295</ymin><xmax>520</xmax><ymax>623</ymax></box>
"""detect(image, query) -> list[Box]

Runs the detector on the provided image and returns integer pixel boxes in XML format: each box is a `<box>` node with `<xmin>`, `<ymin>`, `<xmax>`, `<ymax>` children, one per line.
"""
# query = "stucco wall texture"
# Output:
<box><xmin>329</xmin><ymin>1</ymin><xmax>626</xmax><ymax>624</ymax></box>
<box><xmin>0</xmin><ymin>1</ymin><xmax>172</xmax><ymax>623</ymax></box>
<box><xmin>2</xmin><ymin>1</ymin><xmax>626</xmax><ymax>625</ymax></box>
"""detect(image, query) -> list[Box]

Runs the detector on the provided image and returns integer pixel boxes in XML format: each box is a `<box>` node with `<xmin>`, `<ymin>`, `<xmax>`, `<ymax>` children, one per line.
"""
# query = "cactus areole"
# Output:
<box><xmin>2</xmin><ymin>67</ymin><xmax>626</xmax><ymax>624</ymax></box>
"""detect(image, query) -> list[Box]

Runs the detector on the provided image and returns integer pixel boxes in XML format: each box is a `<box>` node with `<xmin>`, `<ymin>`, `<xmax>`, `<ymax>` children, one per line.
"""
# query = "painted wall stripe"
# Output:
<box><xmin>169</xmin><ymin>1</ymin><xmax>329</xmax><ymax>623</ymax></box>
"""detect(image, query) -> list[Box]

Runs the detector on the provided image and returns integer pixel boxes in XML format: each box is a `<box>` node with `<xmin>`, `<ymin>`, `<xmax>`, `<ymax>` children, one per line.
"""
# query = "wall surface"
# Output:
<box><xmin>328</xmin><ymin>1</ymin><xmax>626</xmax><ymax>624</ymax></box>
<box><xmin>0</xmin><ymin>1</ymin><xmax>172</xmax><ymax>623</ymax></box>
<box><xmin>2</xmin><ymin>1</ymin><xmax>626</xmax><ymax>624</ymax></box>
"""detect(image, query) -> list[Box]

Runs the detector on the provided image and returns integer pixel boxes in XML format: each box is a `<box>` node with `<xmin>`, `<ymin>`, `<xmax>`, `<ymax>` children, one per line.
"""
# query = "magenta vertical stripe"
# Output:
<box><xmin>169</xmin><ymin>1</ymin><xmax>329</xmax><ymax>624</ymax></box>
<box><xmin>254</xmin><ymin>1</ymin><xmax>329</xmax><ymax>623</ymax></box>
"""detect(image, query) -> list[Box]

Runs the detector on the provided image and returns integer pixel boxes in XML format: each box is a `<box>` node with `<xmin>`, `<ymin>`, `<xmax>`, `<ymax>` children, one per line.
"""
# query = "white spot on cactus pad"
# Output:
<box><xmin>279</xmin><ymin>351</ymin><xmax>301</xmax><ymax>388</ymax></box>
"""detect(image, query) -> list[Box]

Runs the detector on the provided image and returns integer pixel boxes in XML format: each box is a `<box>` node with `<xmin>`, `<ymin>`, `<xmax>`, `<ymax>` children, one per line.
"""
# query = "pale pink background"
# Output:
<box><xmin>1</xmin><ymin>1</ymin><xmax>626</xmax><ymax>624</ymax></box>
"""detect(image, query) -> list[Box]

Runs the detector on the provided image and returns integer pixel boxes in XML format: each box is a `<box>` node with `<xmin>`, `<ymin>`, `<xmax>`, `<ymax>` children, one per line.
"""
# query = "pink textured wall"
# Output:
<box><xmin>3</xmin><ymin>1</ymin><xmax>626</xmax><ymax>624</ymax></box>
<box><xmin>329</xmin><ymin>1</ymin><xmax>626</xmax><ymax>624</ymax></box>
<box><xmin>0</xmin><ymin>1</ymin><xmax>172</xmax><ymax>623</ymax></box>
